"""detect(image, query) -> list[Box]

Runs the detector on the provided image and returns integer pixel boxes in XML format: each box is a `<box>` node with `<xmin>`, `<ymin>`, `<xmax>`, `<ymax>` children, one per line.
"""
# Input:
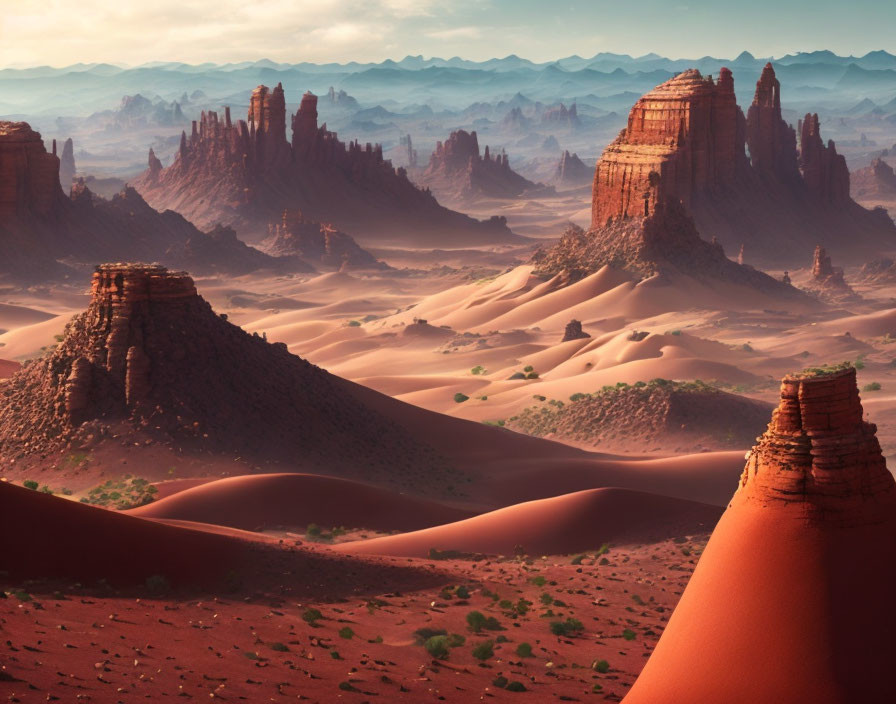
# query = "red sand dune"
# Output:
<box><xmin>128</xmin><ymin>473</ymin><xmax>474</xmax><ymax>531</ymax></box>
<box><xmin>335</xmin><ymin>487</ymin><xmax>723</xmax><ymax>557</ymax></box>
<box><xmin>0</xmin><ymin>481</ymin><xmax>444</xmax><ymax>596</ymax></box>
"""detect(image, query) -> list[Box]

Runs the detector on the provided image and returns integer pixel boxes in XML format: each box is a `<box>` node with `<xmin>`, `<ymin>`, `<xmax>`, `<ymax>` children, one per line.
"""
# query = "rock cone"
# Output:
<box><xmin>624</xmin><ymin>366</ymin><xmax>896</xmax><ymax>703</ymax></box>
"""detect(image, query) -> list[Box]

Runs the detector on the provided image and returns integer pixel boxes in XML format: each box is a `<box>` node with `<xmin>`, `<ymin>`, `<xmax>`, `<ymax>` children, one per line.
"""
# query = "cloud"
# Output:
<box><xmin>425</xmin><ymin>26</ymin><xmax>484</xmax><ymax>41</ymax></box>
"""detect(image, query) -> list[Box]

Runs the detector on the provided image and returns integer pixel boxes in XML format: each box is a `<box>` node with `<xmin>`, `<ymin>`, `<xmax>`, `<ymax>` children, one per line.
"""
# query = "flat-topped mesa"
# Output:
<box><xmin>591</xmin><ymin>68</ymin><xmax>743</xmax><ymax>227</ymax></box>
<box><xmin>745</xmin><ymin>63</ymin><xmax>801</xmax><ymax>183</ymax></box>
<box><xmin>737</xmin><ymin>366</ymin><xmax>895</xmax><ymax>523</ymax></box>
<box><xmin>799</xmin><ymin>113</ymin><xmax>850</xmax><ymax>206</ymax></box>
<box><xmin>0</xmin><ymin>121</ymin><xmax>66</xmax><ymax>218</ymax></box>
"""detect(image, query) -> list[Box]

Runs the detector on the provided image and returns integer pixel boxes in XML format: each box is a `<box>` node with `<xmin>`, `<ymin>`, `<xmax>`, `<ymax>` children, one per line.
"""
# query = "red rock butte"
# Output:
<box><xmin>132</xmin><ymin>85</ymin><xmax>517</xmax><ymax>247</ymax></box>
<box><xmin>590</xmin><ymin>64</ymin><xmax>895</xmax><ymax>264</ymax></box>
<box><xmin>624</xmin><ymin>366</ymin><xmax>896</xmax><ymax>703</ymax></box>
<box><xmin>0</xmin><ymin>121</ymin><xmax>66</xmax><ymax>219</ymax></box>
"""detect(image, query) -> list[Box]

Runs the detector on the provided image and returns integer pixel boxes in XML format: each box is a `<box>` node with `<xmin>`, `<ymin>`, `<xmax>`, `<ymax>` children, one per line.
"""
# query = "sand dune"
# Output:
<box><xmin>128</xmin><ymin>473</ymin><xmax>474</xmax><ymax>531</ymax></box>
<box><xmin>0</xmin><ymin>358</ymin><xmax>20</xmax><ymax>378</ymax></box>
<box><xmin>336</xmin><ymin>487</ymin><xmax>723</xmax><ymax>557</ymax></box>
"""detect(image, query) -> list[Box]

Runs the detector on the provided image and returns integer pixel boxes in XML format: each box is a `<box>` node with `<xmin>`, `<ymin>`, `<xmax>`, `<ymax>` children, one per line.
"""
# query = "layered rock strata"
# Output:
<box><xmin>132</xmin><ymin>87</ymin><xmax>516</xmax><ymax>246</ymax></box>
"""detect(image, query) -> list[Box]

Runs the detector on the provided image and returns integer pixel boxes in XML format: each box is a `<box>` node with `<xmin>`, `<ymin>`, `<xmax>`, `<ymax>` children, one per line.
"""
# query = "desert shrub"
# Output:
<box><xmin>523</xmin><ymin>365</ymin><xmax>534</xmax><ymax>372</ymax></box>
<box><xmin>414</xmin><ymin>627</ymin><xmax>446</xmax><ymax>644</ymax></box>
<box><xmin>471</xmin><ymin>365</ymin><xmax>486</xmax><ymax>375</ymax></box>
<box><xmin>338</xmin><ymin>681</ymin><xmax>358</xmax><ymax>692</ymax></box>
<box><xmin>269</xmin><ymin>642</ymin><xmax>289</xmax><ymax>652</ymax></box>
<box><xmin>526</xmin><ymin>371</ymin><xmax>539</xmax><ymax>379</ymax></box>
<box><xmin>622</xmin><ymin>628</ymin><xmax>637</xmax><ymax>641</ymax></box>
<box><xmin>82</xmin><ymin>476</ymin><xmax>157</xmax><ymax>509</ymax></box>
<box><xmin>863</xmin><ymin>382</ymin><xmax>882</xmax><ymax>391</ymax></box>
<box><xmin>302</xmin><ymin>608</ymin><xmax>323</xmax><ymax>625</ymax></box>
<box><xmin>592</xmin><ymin>659</ymin><xmax>610</xmax><ymax>673</ymax></box>
<box><xmin>569</xmin><ymin>393</ymin><xmax>589</xmax><ymax>402</ymax></box>
<box><xmin>570</xmin><ymin>554</ymin><xmax>586</xmax><ymax>565</ymax></box>
<box><xmin>454</xmin><ymin>392</ymin><xmax>470</xmax><ymax>403</ymax></box>
<box><xmin>339</xmin><ymin>627</ymin><xmax>355</xmax><ymax>639</ymax></box>
<box><xmin>346</xmin><ymin>320</ymin><xmax>362</xmax><ymax>327</ymax></box>
<box><xmin>509</xmin><ymin>372</ymin><xmax>526</xmax><ymax>380</ymax></box>
<box><xmin>529</xmin><ymin>575</ymin><xmax>546</xmax><ymax>587</ymax></box>
<box><xmin>447</xmin><ymin>633</ymin><xmax>466</xmax><ymax>647</ymax></box>
<box><xmin>549</xmin><ymin>618</ymin><xmax>584</xmax><ymax>637</ymax></box>
<box><xmin>23</xmin><ymin>480</ymin><xmax>38</xmax><ymax>490</ymax></box>
<box><xmin>472</xmin><ymin>640</ymin><xmax>494</xmax><ymax>661</ymax></box>
<box><xmin>493</xmin><ymin>676</ymin><xmax>509</xmax><ymax>688</ymax></box>
<box><xmin>455</xmin><ymin>585</ymin><xmax>471</xmax><ymax>599</ymax></box>
<box><xmin>506</xmin><ymin>681</ymin><xmax>527</xmax><ymax>692</ymax></box>
<box><xmin>516</xmin><ymin>642</ymin><xmax>533</xmax><ymax>657</ymax></box>
<box><xmin>425</xmin><ymin>635</ymin><xmax>449</xmax><ymax>659</ymax></box>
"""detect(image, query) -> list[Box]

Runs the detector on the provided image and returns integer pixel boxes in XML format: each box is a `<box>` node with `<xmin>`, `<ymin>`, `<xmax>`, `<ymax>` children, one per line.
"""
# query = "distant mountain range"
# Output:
<box><xmin>3</xmin><ymin>51</ymin><xmax>895</xmax><ymax>118</ymax></box>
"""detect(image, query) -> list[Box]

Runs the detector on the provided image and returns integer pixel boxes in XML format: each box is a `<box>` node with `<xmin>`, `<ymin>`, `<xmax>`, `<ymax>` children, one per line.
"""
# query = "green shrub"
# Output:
<box><xmin>472</xmin><ymin>640</ymin><xmax>494</xmax><ymax>661</ymax></box>
<box><xmin>414</xmin><ymin>627</ymin><xmax>446</xmax><ymax>644</ymax></box>
<box><xmin>339</xmin><ymin>627</ymin><xmax>355</xmax><ymax>639</ymax></box>
<box><xmin>622</xmin><ymin>628</ymin><xmax>637</xmax><ymax>641</ymax></box>
<box><xmin>493</xmin><ymin>676</ymin><xmax>509</xmax><ymax>688</ymax></box>
<box><xmin>525</xmin><ymin>371</ymin><xmax>539</xmax><ymax>379</ymax></box>
<box><xmin>447</xmin><ymin>633</ymin><xmax>466</xmax><ymax>648</ymax></box>
<box><xmin>863</xmin><ymin>382</ymin><xmax>882</xmax><ymax>392</ymax></box>
<box><xmin>302</xmin><ymin>608</ymin><xmax>323</xmax><ymax>625</ymax></box>
<box><xmin>269</xmin><ymin>642</ymin><xmax>289</xmax><ymax>652</ymax></box>
<box><xmin>506</xmin><ymin>681</ymin><xmax>527</xmax><ymax>692</ymax></box>
<box><xmin>23</xmin><ymin>480</ymin><xmax>38</xmax><ymax>491</ymax></box>
<box><xmin>592</xmin><ymin>659</ymin><xmax>610</xmax><ymax>673</ymax></box>
<box><xmin>471</xmin><ymin>365</ymin><xmax>486</xmax><ymax>375</ymax></box>
<box><xmin>455</xmin><ymin>585</ymin><xmax>471</xmax><ymax>599</ymax></box>
<box><xmin>346</xmin><ymin>320</ymin><xmax>362</xmax><ymax>327</ymax></box>
<box><xmin>549</xmin><ymin>618</ymin><xmax>584</xmax><ymax>637</ymax></box>
<box><xmin>523</xmin><ymin>365</ymin><xmax>534</xmax><ymax>373</ymax></box>
<box><xmin>466</xmin><ymin>610</ymin><xmax>501</xmax><ymax>632</ymax></box>
<box><xmin>454</xmin><ymin>392</ymin><xmax>470</xmax><ymax>403</ymax></box>
<box><xmin>515</xmin><ymin>642</ymin><xmax>533</xmax><ymax>657</ymax></box>
<box><xmin>425</xmin><ymin>635</ymin><xmax>449</xmax><ymax>659</ymax></box>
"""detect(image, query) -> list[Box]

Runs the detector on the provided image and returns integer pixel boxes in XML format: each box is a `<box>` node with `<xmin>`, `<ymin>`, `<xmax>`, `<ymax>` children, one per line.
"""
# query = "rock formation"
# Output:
<box><xmin>264</xmin><ymin>209</ymin><xmax>386</xmax><ymax>270</ymax></box>
<box><xmin>419</xmin><ymin>129</ymin><xmax>545</xmax><ymax>200</ymax></box>
<box><xmin>131</xmin><ymin>86</ymin><xmax>516</xmax><ymax>247</ymax></box>
<box><xmin>0</xmin><ymin>121</ymin><xmax>301</xmax><ymax>279</ymax></box>
<box><xmin>541</xmin><ymin>102</ymin><xmax>579</xmax><ymax>128</ymax></box>
<box><xmin>533</xmin><ymin>187</ymin><xmax>806</xmax><ymax>300</ymax></box>
<box><xmin>0</xmin><ymin>265</ymin><xmax>457</xmax><ymax>491</ymax></box>
<box><xmin>589</xmin><ymin>64</ymin><xmax>895</xmax><ymax>265</ymax></box>
<box><xmin>59</xmin><ymin>137</ymin><xmax>76</xmax><ymax>190</ymax></box>
<box><xmin>561</xmin><ymin>319</ymin><xmax>590</xmax><ymax>342</ymax></box>
<box><xmin>0</xmin><ymin>122</ymin><xmax>66</xmax><ymax>219</ymax></box>
<box><xmin>852</xmin><ymin>157</ymin><xmax>896</xmax><ymax>199</ymax></box>
<box><xmin>805</xmin><ymin>245</ymin><xmax>857</xmax><ymax>299</ymax></box>
<box><xmin>554</xmin><ymin>151</ymin><xmax>591</xmax><ymax>184</ymax></box>
<box><xmin>624</xmin><ymin>366</ymin><xmax>896</xmax><ymax>702</ymax></box>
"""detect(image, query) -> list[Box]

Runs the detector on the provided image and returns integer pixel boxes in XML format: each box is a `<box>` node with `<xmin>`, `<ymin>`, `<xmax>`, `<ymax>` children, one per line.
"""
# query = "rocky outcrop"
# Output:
<box><xmin>131</xmin><ymin>86</ymin><xmax>517</xmax><ymax>247</ymax></box>
<box><xmin>561</xmin><ymin>319</ymin><xmax>590</xmax><ymax>342</ymax></box>
<box><xmin>59</xmin><ymin>137</ymin><xmax>76</xmax><ymax>190</ymax></box>
<box><xmin>419</xmin><ymin>129</ymin><xmax>545</xmax><ymax>200</ymax></box>
<box><xmin>624</xmin><ymin>366</ymin><xmax>896</xmax><ymax>702</ymax></box>
<box><xmin>0</xmin><ymin>122</ymin><xmax>66</xmax><ymax>219</ymax></box>
<box><xmin>799</xmin><ymin>113</ymin><xmax>850</xmax><ymax>206</ymax></box>
<box><xmin>534</xmin><ymin>186</ymin><xmax>806</xmax><ymax>301</ymax></box>
<box><xmin>0</xmin><ymin>265</ymin><xmax>457</xmax><ymax>491</ymax></box>
<box><xmin>264</xmin><ymin>209</ymin><xmax>386</xmax><ymax>270</ymax></box>
<box><xmin>852</xmin><ymin>158</ymin><xmax>896</xmax><ymax>199</ymax></box>
<box><xmin>0</xmin><ymin>121</ymin><xmax>301</xmax><ymax>280</ymax></box>
<box><xmin>860</xmin><ymin>257</ymin><xmax>896</xmax><ymax>283</ymax></box>
<box><xmin>588</xmin><ymin>65</ymin><xmax>895</xmax><ymax>264</ymax></box>
<box><xmin>555</xmin><ymin>151</ymin><xmax>591</xmax><ymax>184</ymax></box>
<box><xmin>805</xmin><ymin>245</ymin><xmax>857</xmax><ymax>299</ymax></box>
<box><xmin>541</xmin><ymin>102</ymin><xmax>579</xmax><ymax>128</ymax></box>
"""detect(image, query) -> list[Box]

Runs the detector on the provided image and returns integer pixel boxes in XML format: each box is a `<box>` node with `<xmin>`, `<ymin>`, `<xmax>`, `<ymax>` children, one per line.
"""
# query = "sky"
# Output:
<box><xmin>1</xmin><ymin>0</ymin><xmax>894</xmax><ymax>68</ymax></box>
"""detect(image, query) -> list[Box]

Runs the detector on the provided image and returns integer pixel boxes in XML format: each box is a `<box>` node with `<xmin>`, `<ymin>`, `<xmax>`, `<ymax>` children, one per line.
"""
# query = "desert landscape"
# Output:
<box><xmin>2</xmin><ymin>2</ymin><xmax>896</xmax><ymax>702</ymax></box>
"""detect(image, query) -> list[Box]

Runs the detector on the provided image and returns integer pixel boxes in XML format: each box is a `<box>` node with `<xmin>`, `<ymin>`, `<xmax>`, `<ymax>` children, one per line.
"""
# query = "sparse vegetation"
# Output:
<box><xmin>549</xmin><ymin>617</ymin><xmax>584</xmax><ymax>637</ymax></box>
<box><xmin>592</xmin><ymin>659</ymin><xmax>610</xmax><ymax>673</ymax></box>
<box><xmin>302</xmin><ymin>608</ymin><xmax>323</xmax><ymax>625</ymax></box>
<box><xmin>454</xmin><ymin>392</ymin><xmax>470</xmax><ymax>403</ymax></box>
<box><xmin>80</xmin><ymin>475</ymin><xmax>157</xmax><ymax>509</ymax></box>
<box><xmin>424</xmin><ymin>635</ymin><xmax>450</xmax><ymax>658</ymax></box>
<box><xmin>466</xmin><ymin>610</ymin><xmax>502</xmax><ymax>633</ymax></box>
<box><xmin>471</xmin><ymin>365</ymin><xmax>486</xmax><ymax>375</ymax></box>
<box><xmin>863</xmin><ymin>381</ymin><xmax>882</xmax><ymax>392</ymax></box>
<box><xmin>23</xmin><ymin>480</ymin><xmax>38</xmax><ymax>491</ymax></box>
<box><xmin>515</xmin><ymin>642</ymin><xmax>533</xmax><ymax>657</ymax></box>
<box><xmin>471</xmin><ymin>640</ymin><xmax>494</xmax><ymax>661</ymax></box>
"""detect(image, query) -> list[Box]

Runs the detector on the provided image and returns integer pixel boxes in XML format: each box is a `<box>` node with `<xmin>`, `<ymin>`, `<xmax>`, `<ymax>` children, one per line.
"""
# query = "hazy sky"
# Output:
<box><xmin>1</xmin><ymin>0</ymin><xmax>894</xmax><ymax>68</ymax></box>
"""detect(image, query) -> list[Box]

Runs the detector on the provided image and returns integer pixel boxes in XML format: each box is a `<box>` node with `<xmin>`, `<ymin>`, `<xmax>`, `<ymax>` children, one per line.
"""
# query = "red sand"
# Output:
<box><xmin>623</xmin><ymin>499</ymin><xmax>896</xmax><ymax>703</ymax></box>
<box><xmin>129</xmin><ymin>472</ymin><xmax>475</xmax><ymax>531</ymax></box>
<box><xmin>337</xmin><ymin>487</ymin><xmax>723</xmax><ymax>557</ymax></box>
<box><xmin>0</xmin><ymin>358</ymin><xmax>19</xmax><ymax>379</ymax></box>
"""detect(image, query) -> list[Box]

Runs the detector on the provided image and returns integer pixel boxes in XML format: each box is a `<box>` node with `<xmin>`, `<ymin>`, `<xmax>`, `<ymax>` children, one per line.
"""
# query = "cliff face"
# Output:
<box><xmin>624</xmin><ymin>366</ymin><xmax>896</xmax><ymax>703</ymax></box>
<box><xmin>0</xmin><ymin>121</ymin><xmax>301</xmax><ymax>280</ymax></box>
<box><xmin>132</xmin><ymin>86</ymin><xmax>518</xmax><ymax>247</ymax></box>
<box><xmin>852</xmin><ymin>157</ymin><xmax>896</xmax><ymax>199</ymax></box>
<box><xmin>419</xmin><ymin>129</ymin><xmax>540</xmax><ymax>200</ymax></box>
<box><xmin>588</xmin><ymin>65</ymin><xmax>895</xmax><ymax>264</ymax></box>
<box><xmin>0</xmin><ymin>122</ymin><xmax>66</xmax><ymax>219</ymax></box>
<box><xmin>0</xmin><ymin>265</ymin><xmax>456</xmax><ymax>490</ymax></box>
<box><xmin>59</xmin><ymin>137</ymin><xmax>76</xmax><ymax>191</ymax></box>
<box><xmin>555</xmin><ymin>150</ymin><xmax>591</xmax><ymax>184</ymax></box>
